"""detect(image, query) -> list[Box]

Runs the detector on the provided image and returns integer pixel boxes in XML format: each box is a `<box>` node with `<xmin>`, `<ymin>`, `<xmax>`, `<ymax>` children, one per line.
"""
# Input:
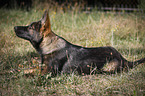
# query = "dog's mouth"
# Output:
<box><xmin>14</xmin><ymin>26</ymin><xmax>24</xmax><ymax>33</ymax></box>
<box><xmin>14</xmin><ymin>26</ymin><xmax>31</xmax><ymax>40</ymax></box>
<box><xmin>14</xmin><ymin>26</ymin><xmax>24</xmax><ymax>37</ymax></box>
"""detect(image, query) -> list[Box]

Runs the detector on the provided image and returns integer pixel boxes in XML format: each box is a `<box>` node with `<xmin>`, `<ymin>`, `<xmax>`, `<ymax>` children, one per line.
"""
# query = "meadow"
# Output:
<box><xmin>0</xmin><ymin>5</ymin><xmax>145</xmax><ymax>95</ymax></box>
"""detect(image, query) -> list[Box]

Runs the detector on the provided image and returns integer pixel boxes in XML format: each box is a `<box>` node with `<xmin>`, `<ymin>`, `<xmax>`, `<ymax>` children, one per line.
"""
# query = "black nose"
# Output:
<box><xmin>14</xmin><ymin>26</ymin><xmax>17</xmax><ymax>31</ymax></box>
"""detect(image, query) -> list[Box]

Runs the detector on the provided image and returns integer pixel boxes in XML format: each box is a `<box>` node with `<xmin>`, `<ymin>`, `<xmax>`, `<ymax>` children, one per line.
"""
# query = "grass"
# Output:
<box><xmin>0</xmin><ymin>7</ymin><xmax>145</xmax><ymax>95</ymax></box>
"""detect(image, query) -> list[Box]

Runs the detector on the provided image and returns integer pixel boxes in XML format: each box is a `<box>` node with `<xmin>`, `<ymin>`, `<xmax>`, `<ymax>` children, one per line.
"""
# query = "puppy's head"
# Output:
<box><xmin>14</xmin><ymin>10</ymin><xmax>51</xmax><ymax>44</ymax></box>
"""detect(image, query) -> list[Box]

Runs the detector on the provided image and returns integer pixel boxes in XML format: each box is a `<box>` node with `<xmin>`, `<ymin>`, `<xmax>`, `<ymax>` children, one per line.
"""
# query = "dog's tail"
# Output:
<box><xmin>127</xmin><ymin>57</ymin><xmax>145</xmax><ymax>68</ymax></box>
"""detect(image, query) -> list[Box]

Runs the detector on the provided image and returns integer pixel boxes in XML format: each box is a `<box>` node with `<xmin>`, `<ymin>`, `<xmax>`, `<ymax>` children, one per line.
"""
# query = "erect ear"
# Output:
<box><xmin>41</xmin><ymin>10</ymin><xmax>51</xmax><ymax>37</ymax></box>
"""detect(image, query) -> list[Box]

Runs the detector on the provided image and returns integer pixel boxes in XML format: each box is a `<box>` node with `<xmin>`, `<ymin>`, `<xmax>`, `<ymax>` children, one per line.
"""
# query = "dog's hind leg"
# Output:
<box><xmin>102</xmin><ymin>59</ymin><xmax>119</xmax><ymax>73</ymax></box>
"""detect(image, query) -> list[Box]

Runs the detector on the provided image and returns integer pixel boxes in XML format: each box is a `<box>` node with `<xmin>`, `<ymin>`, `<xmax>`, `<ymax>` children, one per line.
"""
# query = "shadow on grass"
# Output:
<box><xmin>0</xmin><ymin>51</ymin><xmax>40</xmax><ymax>70</ymax></box>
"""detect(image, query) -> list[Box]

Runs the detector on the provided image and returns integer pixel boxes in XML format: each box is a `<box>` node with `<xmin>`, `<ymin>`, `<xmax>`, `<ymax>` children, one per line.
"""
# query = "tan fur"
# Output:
<box><xmin>39</xmin><ymin>11</ymin><xmax>66</xmax><ymax>55</ymax></box>
<box><xmin>102</xmin><ymin>59</ymin><xmax>119</xmax><ymax>72</ymax></box>
<box><xmin>40</xmin><ymin>32</ymin><xmax>66</xmax><ymax>55</ymax></box>
<box><xmin>40</xmin><ymin>11</ymin><xmax>51</xmax><ymax>37</ymax></box>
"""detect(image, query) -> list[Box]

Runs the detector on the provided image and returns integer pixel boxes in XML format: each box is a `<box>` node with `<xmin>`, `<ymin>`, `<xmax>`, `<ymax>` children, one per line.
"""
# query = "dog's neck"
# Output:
<box><xmin>39</xmin><ymin>32</ymin><xmax>66</xmax><ymax>55</ymax></box>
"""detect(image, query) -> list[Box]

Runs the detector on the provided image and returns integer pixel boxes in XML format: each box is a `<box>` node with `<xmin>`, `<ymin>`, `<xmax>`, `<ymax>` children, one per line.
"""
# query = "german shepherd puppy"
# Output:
<box><xmin>14</xmin><ymin>10</ymin><xmax>145</xmax><ymax>76</ymax></box>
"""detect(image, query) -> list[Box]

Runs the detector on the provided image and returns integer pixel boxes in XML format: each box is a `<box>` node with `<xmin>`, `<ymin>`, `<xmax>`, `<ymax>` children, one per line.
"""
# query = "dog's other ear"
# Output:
<box><xmin>41</xmin><ymin>10</ymin><xmax>51</xmax><ymax>37</ymax></box>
